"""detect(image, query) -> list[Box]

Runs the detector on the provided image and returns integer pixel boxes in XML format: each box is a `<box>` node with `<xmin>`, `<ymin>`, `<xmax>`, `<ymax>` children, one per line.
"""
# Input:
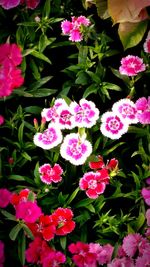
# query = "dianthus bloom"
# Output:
<box><xmin>20</xmin><ymin>0</ymin><xmax>40</xmax><ymax>9</ymax></box>
<box><xmin>51</xmin><ymin>207</ymin><xmax>75</xmax><ymax>235</ymax></box>
<box><xmin>119</xmin><ymin>55</ymin><xmax>146</xmax><ymax>76</ymax></box>
<box><xmin>79</xmin><ymin>170</ymin><xmax>109</xmax><ymax>199</ymax></box>
<box><xmin>70</xmin><ymin>99</ymin><xmax>99</xmax><ymax>128</ymax></box>
<box><xmin>0</xmin><ymin>188</ymin><xmax>11</xmax><ymax>208</ymax></box>
<box><xmin>60</xmin><ymin>133</ymin><xmax>92</xmax><ymax>165</ymax></box>
<box><xmin>42</xmin><ymin>251</ymin><xmax>66</xmax><ymax>267</ymax></box>
<box><xmin>0</xmin><ymin>0</ymin><xmax>20</xmax><ymax>9</ymax></box>
<box><xmin>0</xmin><ymin>115</ymin><xmax>4</xmax><ymax>125</ymax></box>
<box><xmin>135</xmin><ymin>96</ymin><xmax>150</xmax><ymax>124</ymax></box>
<box><xmin>141</xmin><ymin>188</ymin><xmax>150</xmax><ymax>206</ymax></box>
<box><xmin>146</xmin><ymin>209</ymin><xmax>150</xmax><ymax>226</ymax></box>
<box><xmin>143</xmin><ymin>31</ymin><xmax>150</xmax><ymax>53</ymax></box>
<box><xmin>15</xmin><ymin>201</ymin><xmax>42</xmax><ymax>223</ymax></box>
<box><xmin>100</xmin><ymin>111</ymin><xmax>129</xmax><ymax>139</ymax></box>
<box><xmin>10</xmin><ymin>188</ymin><xmax>36</xmax><ymax>207</ymax></box>
<box><xmin>61</xmin><ymin>16</ymin><xmax>91</xmax><ymax>42</ymax></box>
<box><xmin>89</xmin><ymin>243</ymin><xmax>114</xmax><ymax>265</ymax></box>
<box><xmin>112</xmin><ymin>98</ymin><xmax>138</xmax><ymax>124</ymax></box>
<box><xmin>0</xmin><ymin>240</ymin><xmax>5</xmax><ymax>266</ymax></box>
<box><xmin>33</xmin><ymin>123</ymin><xmax>63</xmax><ymax>150</ymax></box>
<box><xmin>108</xmin><ymin>257</ymin><xmax>135</xmax><ymax>267</ymax></box>
<box><xmin>39</xmin><ymin>163</ymin><xmax>63</xmax><ymax>185</ymax></box>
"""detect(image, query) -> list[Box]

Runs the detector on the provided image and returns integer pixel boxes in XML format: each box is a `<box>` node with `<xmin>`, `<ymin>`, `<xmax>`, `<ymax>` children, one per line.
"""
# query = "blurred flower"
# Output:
<box><xmin>143</xmin><ymin>31</ymin><xmax>150</xmax><ymax>53</ymax></box>
<box><xmin>108</xmin><ymin>257</ymin><xmax>135</xmax><ymax>267</ymax></box>
<box><xmin>15</xmin><ymin>201</ymin><xmax>42</xmax><ymax>223</ymax></box>
<box><xmin>0</xmin><ymin>115</ymin><xmax>4</xmax><ymax>125</ymax></box>
<box><xmin>141</xmin><ymin>188</ymin><xmax>150</xmax><ymax>205</ymax></box>
<box><xmin>136</xmin><ymin>250</ymin><xmax>150</xmax><ymax>267</ymax></box>
<box><xmin>146</xmin><ymin>209</ymin><xmax>150</xmax><ymax>226</ymax></box>
<box><xmin>39</xmin><ymin>163</ymin><xmax>63</xmax><ymax>185</ymax></box>
<box><xmin>100</xmin><ymin>111</ymin><xmax>129</xmax><ymax>139</ymax></box>
<box><xmin>0</xmin><ymin>0</ymin><xmax>20</xmax><ymax>9</ymax></box>
<box><xmin>33</xmin><ymin>123</ymin><xmax>63</xmax><ymax>150</ymax></box>
<box><xmin>60</xmin><ymin>133</ymin><xmax>92</xmax><ymax>165</ymax></box>
<box><xmin>79</xmin><ymin>171</ymin><xmax>108</xmax><ymax>199</ymax></box>
<box><xmin>112</xmin><ymin>98</ymin><xmax>138</xmax><ymax>124</ymax></box>
<box><xmin>51</xmin><ymin>207</ymin><xmax>75</xmax><ymax>236</ymax></box>
<box><xmin>89</xmin><ymin>243</ymin><xmax>114</xmax><ymax>265</ymax></box>
<box><xmin>70</xmin><ymin>99</ymin><xmax>99</xmax><ymax>128</ymax></box>
<box><xmin>135</xmin><ymin>96</ymin><xmax>150</xmax><ymax>124</ymax></box>
<box><xmin>42</xmin><ymin>251</ymin><xmax>66</xmax><ymax>267</ymax></box>
<box><xmin>146</xmin><ymin>177</ymin><xmax>150</xmax><ymax>185</ymax></box>
<box><xmin>0</xmin><ymin>240</ymin><xmax>5</xmax><ymax>266</ymax></box>
<box><xmin>0</xmin><ymin>188</ymin><xmax>11</xmax><ymax>208</ymax></box>
<box><xmin>20</xmin><ymin>0</ymin><xmax>40</xmax><ymax>9</ymax></box>
<box><xmin>119</xmin><ymin>55</ymin><xmax>146</xmax><ymax>76</ymax></box>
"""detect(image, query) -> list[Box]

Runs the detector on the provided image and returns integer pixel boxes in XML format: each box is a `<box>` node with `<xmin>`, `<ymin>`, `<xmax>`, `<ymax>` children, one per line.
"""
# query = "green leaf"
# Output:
<box><xmin>85</xmin><ymin>204</ymin><xmax>95</xmax><ymax>213</ymax></box>
<box><xmin>31</xmin><ymin>50</ymin><xmax>52</xmax><ymax>64</ymax></box>
<box><xmin>9</xmin><ymin>224</ymin><xmax>22</xmax><ymax>241</ymax></box>
<box><xmin>75</xmin><ymin>71</ymin><xmax>90</xmax><ymax>85</ymax></box>
<box><xmin>21</xmin><ymin>152</ymin><xmax>31</xmax><ymax>161</ymax></box>
<box><xmin>102</xmin><ymin>82</ymin><xmax>121</xmax><ymax>91</ymax></box>
<box><xmin>66</xmin><ymin>187</ymin><xmax>80</xmax><ymax>205</ymax></box>
<box><xmin>18</xmin><ymin>122</ymin><xmax>24</xmax><ymax>144</ymax></box>
<box><xmin>95</xmin><ymin>0</ymin><xmax>110</xmax><ymax>19</ymax></box>
<box><xmin>18</xmin><ymin>231</ymin><xmax>26</xmax><ymax>266</ymax></box>
<box><xmin>22</xmin><ymin>224</ymin><xmax>34</xmax><ymax>240</ymax></box>
<box><xmin>43</xmin><ymin>0</ymin><xmax>51</xmax><ymax>17</ymax></box>
<box><xmin>0</xmin><ymin>210</ymin><xmax>17</xmax><ymax>221</ymax></box>
<box><xmin>134</xmin><ymin>213</ymin><xmax>145</xmax><ymax>231</ymax></box>
<box><xmin>8</xmin><ymin>175</ymin><xmax>26</xmax><ymax>181</ymax></box>
<box><xmin>60</xmin><ymin>236</ymin><xmax>67</xmax><ymax>250</ymax></box>
<box><xmin>28</xmin><ymin>88</ymin><xmax>57</xmax><ymax>97</ymax></box>
<box><xmin>83</xmin><ymin>84</ymin><xmax>98</xmax><ymax>98</ymax></box>
<box><xmin>24</xmin><ymin>106</ymin><xmax>42</xmax><ymax>114</ymax></box>
<box><xmin>29</xmin><ymin>76</ymin><xmax>52</xmax><ymax>90</ymax></box>
<box><xmin>75</xmin><ymin>198</ymin><xmax>94</xmax><ymax>208</ymax></box>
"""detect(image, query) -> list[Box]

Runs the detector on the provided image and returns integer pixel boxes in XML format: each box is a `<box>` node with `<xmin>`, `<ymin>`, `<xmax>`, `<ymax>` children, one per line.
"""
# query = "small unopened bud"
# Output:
<box><xmin>33</xmin><ymin>118</ymin><xmax>39</xmax><ymax>130</ymax></box>
<box><xmin>40</xmin><ymin>117</ymin><xmax>46</xmax><ymax>131</ymax></box>
<box><xmin>35</xmin><ymin>16</ymin><xmax>40</xmax><ymax>22</ymax></box>
<box><xmin>8</xmin><ymin>157</ymin><xmax>14</xmax><ymax>165</ymax></box>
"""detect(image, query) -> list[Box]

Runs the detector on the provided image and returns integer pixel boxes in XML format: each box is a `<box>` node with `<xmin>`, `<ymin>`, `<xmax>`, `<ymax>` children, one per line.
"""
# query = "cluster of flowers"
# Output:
<box><xmin>0</xmin><ymin>0</ymin><xmax>40</xmax><ymax>10</ymax></box>
<box><xmin>0</xmin><ymin>43</ymin><xmax>24</xmax><ymax>98</ymax></box>
<box><xmin>34</xmin><ymin>98</ymin><xmax>99</xmax><ymax>165</ymax></box>
<box><xmin>61</xmin><ymin>15</ymin><xmax>91</xmax><ymax>42</ymax></box>
<box><xmin>100</xmin><ymin>97</ymin><xmax>150</xmax><ymax>139</ymax></box>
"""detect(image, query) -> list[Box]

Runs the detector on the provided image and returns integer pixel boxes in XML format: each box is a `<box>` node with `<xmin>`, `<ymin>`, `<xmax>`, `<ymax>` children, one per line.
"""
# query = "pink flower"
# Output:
<box><xmin>15</xmin><ymin>201</ymin><xmax>42</xmax><ymax>223</ymax></box>
<box><xmin>141</xmin><ymin>188</ymin><xmax>150</xmax><ymax>205</ymax></box>
<box><xmin>41</xmin><ymin>99</ymin><xmax>68</xmax><ymax>123</ymax></box>
<box><xmin>143</xmin><ymin>31</ymin><xmax>150</xmax><ymax>53</ymax></box>
<box><xmin>0</xmin><ymin>115</ymin><xmax>4</xmax><ymax>125</ymax></box>
<box><xmin>42</xmin><ymin>251</ymin><xmax>66</xmax><ymax>267</ymax></box>
<box><xmin>69</xmin><ymin>28</ymin><xmax>83</xmax><ymax>42</ymax></box>
<box><xmin>136</xmin><ymin>252</ymin><xmax>150</xmax><ymax>267</ymax></box>
<box><xmin>61</xmin><ymin>20</ymin><xmax>73</xmax><ymax>34</ymax></box>
<box><xmin>0</xmin><ymin>241</ymin><xmax>5</xmax><ymax>266</ymax></box>
<box><xmin>119</xmin><ymin>55</ymin><xmax>146</xmax><ymax>76</ymax></box>
<box><xmin>146</xmin><ymin>209</ymin><xmax>150</xmax><ymax>226</ymax></box>
<box><xmin>135</xmin><ymin>97</ymin><xmax>150</xmax><ymax>124</ymax></box>
<box><xmin>51</xmin><ymin>207</ymin><xmax>75</xmax><ymax>236</ymax></box>
<box><xmin>100</xmin><ymin>111</ymin><xmax>129</xmax><ymax>139</ymax></box>
<box><xmin>112</xmin><ymin>98</ymin><xmax>138</xmax><ymax>124</ymax></box>
<box><xmin>68</xmin><ymin>241</ymin><xmax>97</xmax><ymax>267</ymax></box>
<box><xmin>0</xmin><ymin>0</ymin><xmax>20</xmax><ymax>9</ymax></box>
<box><xmin>0</xmin><ymin>188</ymin><xmax>11</xmax><ymax>208</ymax></box>
<box><xmin>0</xmin><ymin>43</ymin><xmax>23</xmax><ymax>66</ymax></box>
<box><xmin>33</xmin><ymin>123</ymin><xmax>63</xmax><ymax>150</ymax></box>
<box><xmin>70</xmin><ymin>99</ymin><xmax>99</xmax><ymax>128</ymax></box>
<box><xmin>122</xmin><ymin>233</ymin><xmax>149</xmax><ymax>257</ymax></box>
<box><xmin>79</xmin><ymin>171</ymin><xmax>109</xmax><ymax>199</ymax></box>
<box><xmin>74</xmin><ymin>15</ymin><xmax>91</xmax><ymax>26</ymax></box>
<box><xmin>108</xmin><ymin>257</ymin><xmax>135</xmax><ymax>267</ymax></box>
<box><xmin>10</xmin><ymin>188</ymin><xmax>35</xmax><ymax>207</ymax></box>
<box><xmin>39</xmin><ymin>163</ymin><xmax>63</xmax><ymax>185</ymax></box>
<box><xmin>89</xmin><ymin>243</ymin><xmax>113</xmax><ymax>265</ymax></box>
<box><xmin>60</xmin><ymin>133</ymin><xmax>92</xmax><ymax>165</ymax></box>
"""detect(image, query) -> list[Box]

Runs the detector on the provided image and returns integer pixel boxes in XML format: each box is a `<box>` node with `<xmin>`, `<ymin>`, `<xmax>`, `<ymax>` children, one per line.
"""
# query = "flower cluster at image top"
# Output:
<box><xmin>0</xmin><ymin>1</ymin><xmax>150</xmax><ymax>267</ymax></box>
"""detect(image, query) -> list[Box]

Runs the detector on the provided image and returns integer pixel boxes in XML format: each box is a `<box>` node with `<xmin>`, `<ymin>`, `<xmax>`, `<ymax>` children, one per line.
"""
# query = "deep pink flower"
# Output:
<box><xmin>0</xmin><ymin>43</ymin><xmax>23</xmax><ymax>66</ymax></box>
<box><xmin>0</xmin><ymin>241</ymin><xmax>5</xmax><ymax>266</ymax></box>
<box><xmin>60</xmin><ymin>133</ymin><xmax>92</xmax><ymax>165</ymax></box>
<box><xmin>89</xmin><ymin>243</ymin><xmax>113</xmax><ymax>265</ymax></box>
<box><xmin>39</xmin><ymin>163</ymin><xmax>63</xmax><ymax>185</ymax></box>
<box><xmin>0</xmin><ymin>0</ymin><xmax>20</xmax><ymax>9</ymax></box>
<box><xmin>100</xmin><ymin>111</ymin><xmax>129</xmax><ymax>139</ymax></box>
<box><xmin>15</xmin><ymin>201</ymin><xmax>42</xmax><ymax>223</ymax></box>
<box><xmin>146</xmin><ymin>209</ymin><xmax>150</xmax><ymax>226</ymax></box>
<box><xmin>61</xmin><ymin>20</ymin><xmax>73</xmax><ymax>34</ymax></box>
<box><xmin>143</xmin><ymin>31</ymin><xmax>150</xmax><ymax>53</ymax></box>
<box><xmin>135</xmin><ymin>97</ymin><xmax>150</xmax><ymax>124</ymax></box>
<box><xmin>20</xmin><ymin>0</ymin><xmax>40</xmax><ymax>9</ymax></box>
<box><xmin>51</xmin><ymin>207</ymin><xmax>75</xmax><ymax>236</ymax></box>
<box><xmin>0</xmin><ymin>188</ymin><xmax>11</xmax><ymax>208</ymax></box>
<box><xmin>119</xmin><ymin>55</ymin><xmax>146</xmax><ymax>76</ymax></box>
<box><xmin>74</xmin><ymin>16</ymin><xmax>91</xmax><ymax>26</ymax></box>
<box><xmin>69</xmin><ymin>28</ymin><xmax>83</xmax><ymax>42</ymax></box>
<box><xmin>141</xmin><ymin>188</ymin><xmax>150</xmax><ymax>205</ymax></box>
<box><xmin>79</xmin><ymin>171</ymin><xmax>108</xmax><ymax>199</ymax></box>
<box><xmin>42</xmin><ymin>251</ymin><xmax>66</xmax><ymax>267</ymax></box>
<box><xmin>0</xmin><ymin>115</ymin><xmax>4</xmax><ymax>125</ymax></box>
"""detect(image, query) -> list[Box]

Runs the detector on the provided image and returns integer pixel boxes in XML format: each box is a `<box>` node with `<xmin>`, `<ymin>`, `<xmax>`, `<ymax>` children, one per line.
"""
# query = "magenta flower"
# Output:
<box><xmin>100</xmin><ymin>111</ymin><xmax>129</xmax><ymax>139</ymax></box>
<box><xmin>60</xmin><ymin>133</ymin><xmax>92</xmax><ymax>165</ymax></box>
<box><xmin>135</xmin><ymin>96</ymin><xmax>150</xmax><ymax>124</ymax></box>
<box><xmin>141</xmin><ymin>188</ymin><xmax>150</xmax><ymax>205</ymax></box>
<box><xmin>79</xmin><ymin>171</ymin><xmax>108</xmax><ymax>199</ymax></box>
<box><xmin>146</xmin><ymin>209</ymin><xmax>150</xmax><ymax>226</ymax></box>
<box><xmin>20</xmin><ymin>0</ymin><xmax>40</xmax><ymax>9</ymax></box>
<box><xmin>39</xmin><ymin>163</ymin><xmax>63</xmax><ymax>185</ymax></box>
<box><xmin>0</xmin><ymin>115</ymin><xmax>4</xmax><ymax>125</ymax></box>
<box><xmin>72</xmin><ymin>15</ymin><xmax>91</xmax><ymax>26</ymax></box>
<box><xmin>0</xmin><ymin>0</ymin><xmax>20</xmax><ymax>9</ymax></box>
<box><xmin>69</xmin><ymin>28</ymin><xmax>83</xmax><ymax>42</ymax></box>
<box><xmin>42</xmin><ymin>251</ymin><xmax>66</xmax><ymax>267</ymax></box>
<box><xmin>70</xmin><ymin>99</ymin><xmax>99</xmax><ymax>128</ymax></box>
<box><xmin>61</xmin><ymin>20</ymin><xmax>73</xmax><ymax>34</ymax></box>
<box><xmin>112</xmin><ymin>98</ymin><xmax>138</xmax><ymax>124</ymax></box>
<box><xmin>41</xmin><ymin>98</ymin><xmax>67</xmax><ymax>123</ymax></box>
<box><xmin>89</xmin><ymin>243</ymin><xmax>113</xmax><ymax>265</ymax></box>
<box><xmin>33</xmin><ymin>123</ymin><xmax>63</xmax><ymax>150</ymax></box>
<box><xmin>108</xmin><ymin>257</ymin><xmax>135</xmax><ymax>267</ymax></box>
<box><xmin>0</xmin><ymin>240</ymin><xmax>5</xmax><ymax>266</ymax></box>
<box><xmin>119</xmin><ymin>55</ymin><xmax>146</xmax><ymax>76</ymax></box>
<box><xmin>0</xmin><ymin>43</ymin><xmax>23</xmax><ymax>66</ymax></box>
<box><xmin>136</xmin><ymin>251</ymin><xmax>150</xmax><ymax>267</ymax></box>
<box><xmin>143</xmin><ymin>31</ymin><xmax>150</xmax><ymax>53</ymax></box>
<box><xmin>0</xmin><ymin>188</ymin><xmax>11</xmax><ymax>208</ymax></box>
<box><xmin>15</xmin><ymin>201</ymin><xmax>42</xmax><ymax>223</ymax></box>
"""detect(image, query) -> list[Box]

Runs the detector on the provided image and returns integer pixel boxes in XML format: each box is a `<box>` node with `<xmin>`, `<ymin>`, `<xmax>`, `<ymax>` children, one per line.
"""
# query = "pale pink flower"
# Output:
<box><xmin>0</xmin><ymin>0</ymin><xmax>20</xmax><ymax>9</ymax></box>
<box><xmin>61</xmin><ymin>20</ymin><xmax>73</xmax><ymax>34</ymax></box>
<box><xmin>73</xmin><ymin>15</ymin><xmax>91</xmax><ymax>26</ymax></box>
<box><xmin>141</xmin><ymin>188</ymin><xmax>150</xmax><ymax>205</ymax></box>
<box><xmin>100</xmin><ymin>112</ymin><xmax>129</xmax><ymax>139</ymax></box>
<box><xmin>15</xmin><ymin>201</ymin><xmax>42</xmax><ymax>223</ymax></box>
<box><xmin>112</xmin><ymin>99</ymin><xmax>138</xmax><ymax>124</ymax></box>
<box><xmin>79</xmin><ymin>171</ymin><xmax>108</xmax><ymax>199</ymax></box>
<box><xmin>146</xmin><ymin>209</ymin><xmax>150</xmax><ymax>226</ymax></box>
<box><xmin>60</xmin><ymin>133</ymin><xmax>92</xmax><ymax>165</ymax></box>
<box><xmin>70</xmin><ymin>99</ymin><xmax>99</xmax><ymax>128</ymax></box>
<box><xmin>39</xmin><ymin>163</ymin><xmax>63</xmax><ymax>184</ymax></box>
<box><xmin>0</xmin><ymin>115</ymin><xmax>4</xmax><ymax>125</ymax></box>
<box><xmin>0</xmin><ymin>241</ymin><xmax>5</xmax><ymax>266</ymax></box>
<box><xmin>108</xmin><ymin>257</ymin><xmax>135</xmax><ymax>267</ymax></box>
<box><xmin>119</xmin><ymin>55</ymin><xmax>146</xmax><ymax>76</ymax></box>
<box><xmin>143</xmin><ymin>31</ymin><xmax>150</xmax><ymax>53</ymax></box>
<box><xmin>135</xmin><ymin>96</ymin><xmax>150</xmax><ymax>124</ymax></box>
<box><xmin>33</xmin><ymin>123</ymin><xmax>63</xmax><ymax>150</ymax></box>
<box><xmin>136</xmin><ymin>252</ymin><xmax>150</xmax><ymax>267</ymax></box>
<box><xmin>89</xmin><ymin>243</ymin><xmax>113</xmax><ymax>265</ymax></box>
<box><xmin>0</xmin><ymin>188</ymin><xmax>11</xmax><ymax>208</ymax></box>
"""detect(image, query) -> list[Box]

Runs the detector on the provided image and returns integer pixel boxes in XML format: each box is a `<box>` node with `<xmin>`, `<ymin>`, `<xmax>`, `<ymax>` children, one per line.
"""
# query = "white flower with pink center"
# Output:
<box><xmin>79</xmin><ymin>171</ymin><xmax>106</xmax><ymax>199</ymax></box>
<box><xmin>33</xmin><ymin>123</ymin><xmax>63</xmax><ymax>150</ymax></box>
<box><xmin>41</xmin><ymin>99</ymin><xmax>68</xmax><ymax>123</ymax></box>
<box><xmin>60</xmin><ymin>133</ymin><xmax>92</xmax><ymax>165</ymax></box>
<box><xmin>119</xmin><ymin>55</ymin><xmax>146</xmax><ymax>76</ymax></box>
<box><xmin>100</xmin><ymin>112</ymin><xmax>129</xmax><ymax>139</ymax></box>
<box><xmin>39</xmin><ymin>163</ymin><xmax>63</xmax><ymax>184</ymax></box>
<box><xmin>144</xmin><ymin>31</ymin><xmax>150</xmax><ymax>53</ymax></box>
<box><xmin>112</xmin><ymin>99</ymin><xmax>138</xmax><ymax>124</ymax></box>
<box><xmin>70</xmin><ymin>99</ymin><xmax>99</xmax><ymax>128</ymax></box>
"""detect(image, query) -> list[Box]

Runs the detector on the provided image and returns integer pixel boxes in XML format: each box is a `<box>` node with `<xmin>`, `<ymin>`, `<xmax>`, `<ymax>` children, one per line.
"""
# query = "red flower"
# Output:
<box><xmin>51</xmin><ymin>207</ymin><xmax>75</xmax><ymax>235</ymax></box>
<box><xmin>89</xmin><ymin>155</ymin><xmax>118</xmax><ymax>176</ymax></box>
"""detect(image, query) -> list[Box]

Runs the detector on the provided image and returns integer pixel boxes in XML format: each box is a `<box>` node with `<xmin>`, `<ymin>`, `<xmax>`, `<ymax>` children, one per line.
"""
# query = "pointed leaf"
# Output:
<box><xmin>9</xmin><ymin>224</ymin><xmax>22</xmax><ymax>241</ymax></box>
